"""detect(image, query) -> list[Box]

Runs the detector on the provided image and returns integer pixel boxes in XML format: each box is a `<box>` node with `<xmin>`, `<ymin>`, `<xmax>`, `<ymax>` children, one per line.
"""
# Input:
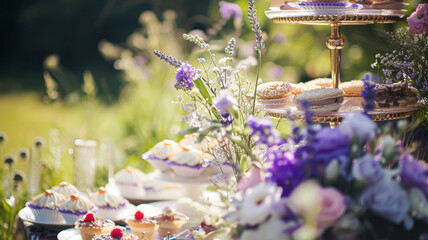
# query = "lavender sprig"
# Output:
<box><xmin>361</xmin><ymin>73</ymin><xmax>377</xmax><ymax>115</ymax></box>
<box><xmin>153</xmin><ymin>50</ymin><xmax>183</xmax><ymax>68</ymax></box>
<box><xmin>248</xmin><ymin>0</ymin><xmax>265</xmax><ymax>51</ymax></box>
<box><xmin>225</xmin><ymin>38</ymin><xmax>236</xmax><ymax>57</ymax></box>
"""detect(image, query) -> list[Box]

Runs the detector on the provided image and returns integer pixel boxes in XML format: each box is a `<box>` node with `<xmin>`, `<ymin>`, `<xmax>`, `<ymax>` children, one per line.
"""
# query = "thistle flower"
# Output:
<box><xmin>153</xmin><ymin>50</ymin><xmax>183</xmax><ymax>68</ymax></box>
<box><xmin>13</xmin><ymin>170</ymin><xmax>25</xmax><ymax>183</ymax></box>
<box><xmin>0</xmin><ymin>132</ymin><xmax>7</xmax><ymax>143</ymax></box>
<box><xmin>176</xmin><ymin>61</ymin><xmax>200</xmax><ymax>90</ymax></box>
<box><xmin>34</xmin><ymin>137</ymin><xmax>46</xmax><ymax>149</ymax></box>
<box><xmin>219</xmin><ymin>1</ymin><xmax>243</xmax><ymax>20</ymax></box>
<box><xmin>183</xmin><ymin>34</ymin><xmax>209</xmax><ymax>48</ymax></box>
<box><xmin>4</xmin><ymin>154</ymin><xmax>14</xmax><ymax>169</ymax></box>
<box><xmin>248</xmin><ymin>0</ymin><xmax>265</xmax><ymax>51</ymax></box>
<box><xmin>18</xmin><ymin>148</ymin><xmax>29</xmax><ymax>160</ymax></box>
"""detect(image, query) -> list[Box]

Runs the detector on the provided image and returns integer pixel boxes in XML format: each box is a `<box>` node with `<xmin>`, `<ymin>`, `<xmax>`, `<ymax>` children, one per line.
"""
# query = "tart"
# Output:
<box><xmin>125</xmin><ymin>210</ymin><xmax>159</xmax><ymax>240</ymax></box>
<box><xmin>92</xmin><ymin>227</ymin><xmax>138</xmax><ymax>240</ymax></box>
<box><xmin>26</xmin><ymin>189</ymin><xmax>66</xmax><ymax>222</ymax></box>
<box><xmin>75</xmin><ymin>212</ymin><xmax>115</xmax><ymax>240</ymax></box>
<box><xmin>154</xmin><ymin>207</ymin><xmax>189</xmax><ymax>238</ymax></box>
<box><xmin>374</xmin><ymin>82</ymin><xmax>417</xmax><ymax>108</ymax></box>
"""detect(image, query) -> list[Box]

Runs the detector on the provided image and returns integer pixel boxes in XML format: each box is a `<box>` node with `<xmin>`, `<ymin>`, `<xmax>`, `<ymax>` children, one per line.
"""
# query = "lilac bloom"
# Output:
<box><xmin>247</xmin><ymin>116</ymin><xmax>285</xmax><ymax>147</ymax></box>
<box><xmin>407</xmin><ymin>4</ymin><xmax>428</xmax><ymax>35</ymax></box>
<box><xmin>175</xmin><ymin>61</ymin><xmax>199</xmax><ymax>90</ymax></box>
<box><xmin>219</xmin><ymin>1</ymin><xmax>243</xmax><ymax>19</ymax></box>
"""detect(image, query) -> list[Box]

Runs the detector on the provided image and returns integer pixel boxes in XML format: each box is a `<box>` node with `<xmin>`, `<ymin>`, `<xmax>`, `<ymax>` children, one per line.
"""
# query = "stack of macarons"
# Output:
<box><xmin>295</xmin><ymin>88</ymin><xmax>344</xmax><ymax>112</ymax></box>
<box><xmin>256</xmin><ymin>81</ymin><xmax>294</xmax><ymax>109</ymax></box>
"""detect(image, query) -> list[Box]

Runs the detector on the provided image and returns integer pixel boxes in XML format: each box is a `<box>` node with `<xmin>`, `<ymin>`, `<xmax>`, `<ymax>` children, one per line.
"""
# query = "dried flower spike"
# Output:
<box><xmin>248</xmin><ymin>0</ymin><xmax>265</xmax><ymax>51</ymax></box>
<box><xmin>4</xmin><ymin>154</ymin><xmax>15</xmax><ymax>168</ymax></box>
<box><xmin>183</xmin><ymin>33</ymin><xmax>209</xmax><ymax>48</ymax></box>
<box><xmin>153</xmin><ymin>50</ymin><xmax>183</xmax><ymax>68</ymax></box>
<box><xmin>225</xmin><ymin>38</ymin><xmax>236</xmax><ymax>57</ymax></box>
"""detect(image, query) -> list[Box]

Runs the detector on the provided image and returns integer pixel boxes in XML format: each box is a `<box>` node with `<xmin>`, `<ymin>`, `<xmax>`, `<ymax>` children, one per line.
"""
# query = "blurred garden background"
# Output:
<box><xmin>0</xmin><ymin>0</ymin><xmax>421</xmax><ymax>238</ymax></box>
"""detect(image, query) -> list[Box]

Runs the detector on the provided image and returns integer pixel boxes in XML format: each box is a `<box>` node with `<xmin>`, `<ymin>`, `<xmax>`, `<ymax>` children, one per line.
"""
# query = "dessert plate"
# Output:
<box><xmin>18</xmin><ymin>207</ymin><xmax>74</xmax><ymax>230</ymax></box>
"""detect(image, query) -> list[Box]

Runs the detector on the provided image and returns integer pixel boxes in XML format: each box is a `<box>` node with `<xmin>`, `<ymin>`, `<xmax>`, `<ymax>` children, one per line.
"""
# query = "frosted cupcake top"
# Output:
<box><xmin>59</xmin><ymin>194</ymin><xmax>94</xmax><ymax>213</ymax></box>
<box><xmin>52</xmin><ymin>181</ymin><xmax>80</xmax><ymax>198</ymax></box>
<box><xmin>31</xmin><ymin>189</ymin><xmax>66</xmax><ymax>209</ymax></box>
<box><xmin>114</xmin><ymin>166</ymin><xmax>147</xmax><ymax>184</ymax></box>
<box><xmin>149</xmin><ymin>140</ymin><xmax>181</xmax><ymax>160</ymax></box>
<box><xmin>91</xmin><ymin>187</ymin><xmax>125</xmax><ymax>208</ymax></box>
<box><xmin>170</xmin><ymin>146</ymin><xmax>204</xmax><ymax>166</ymax></box>
<box><xmin>179</xmin><ymin>134</ymin><xmax>217</xmax><ymax>152</ymax></box>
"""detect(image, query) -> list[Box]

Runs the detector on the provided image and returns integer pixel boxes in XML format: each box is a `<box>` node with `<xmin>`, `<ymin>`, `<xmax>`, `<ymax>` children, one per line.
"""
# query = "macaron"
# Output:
<box><xmin>257</xmin><ymin>81</ymin><xmax>294</xmax><ymax>109</ymax></box>
<box><xmin>295</xmin><ymin>88</ymin><xmax>344</xmax><ymax>112</ymax></box>
<box><xmin>306</xmin><ymin>78</ymin><xmax>333</xmax><ymax>88</ymax></box>
<box><xmin>339</xmin><ymin>80</ymin><xmax>364</xmax><ymax>97</ymax></box>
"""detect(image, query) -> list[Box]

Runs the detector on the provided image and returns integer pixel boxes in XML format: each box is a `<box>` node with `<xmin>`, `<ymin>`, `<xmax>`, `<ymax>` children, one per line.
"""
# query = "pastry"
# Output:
<box><xmin>91</xmin><ymin>187</ymin><xmax>129</xmax><ymax>221</ymax></box>
<box><xmin>75</xmin><ymin>212</ymin><xmax>115</xmax><ymax>240</ymax></box>
<box><xmin>26</xmin><ymin>189</ymin><xmax>66</xmax><ymax>222</ymax></box>
<box><xmin>306</xmin><ymin>78</ymin><xmax>333</xmax><ymax>88</ymax></box>
<box><xmin>371</xmin><ymin>0</ymin><xmax>405</xmax><ymax>9</ymax></box>
<box><xmin>374</xmin><ymin>82</ymin><xmax>417</xmax><ymax>108</ymax></box>
<box><xmin>59</xmin><ymin>194</ymin><xmax>97</xmax><ymax>224</ymax></box>
<box><xmin>52</xmin><ymin>181</ymin><xmax>80</xmax><ymax>198</ymax></box>
<box><xmin>256</xmin><ymin>81</ymin><xmax>294</xmax><ymax>109</ymax></box>
<box><xmin>126</xmin><ymin>210</ymin><xmax>159</xmax><ymax>240</ymax></box>
<box><xmin>339</xmin><ymin>80</ymin><xmax>364</xmax><ymax>97</ymax></box>
<box><xmin>114</xmin><ymin>166</ymin><xmax>147</xmax><ymax>199</ymax></box>
<box><xmin>92</xmin><ymin>227</ymin><xmax>138</xmax><ymax>240</ymax></box>
<box><xmin>169</xmin><ymin>146</ymin><xmax>209</xmax><ymax>178</ymax></box>
<box><xmin>154</xmin><ymin>207</ymin><xmax>189</xmax><ymax>238</ymax></box>
<box><xmin>179</xmin><ymin>134</ymin><xmax>216</xmax><ymax>152</ymax></box>
<box><xmin>290</xmin><ymin>82</ymin><xmax>323</xmax><ymax>95</ymax></box>
<box><xmin>295</xmin><ymin>88</ymin><xmax>344</xmax><ymax>112</ymax></box>
<box><xmin>142</xmin><ymin>140</ymin><xmax>181</xmax><ymax>172</ymax></box>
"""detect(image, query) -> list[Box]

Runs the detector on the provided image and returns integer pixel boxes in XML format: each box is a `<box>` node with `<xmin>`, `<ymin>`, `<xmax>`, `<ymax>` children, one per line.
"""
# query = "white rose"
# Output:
<box><xmin>339</xmin><ymin>113</ymin><xmax>376</xmax><ymax>141</ymax></box>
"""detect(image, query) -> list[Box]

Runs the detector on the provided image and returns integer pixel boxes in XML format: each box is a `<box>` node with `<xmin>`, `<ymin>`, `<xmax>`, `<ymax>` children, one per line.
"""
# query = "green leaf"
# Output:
<box><xmin>194</xmin><ymin>78</ymin><xmax>212</xmax><ymax>105</ymax></box>
<box><xmin>178</xmin><ymin>127</ymin><xmax>200</xmax><ymax>136</ymax></box>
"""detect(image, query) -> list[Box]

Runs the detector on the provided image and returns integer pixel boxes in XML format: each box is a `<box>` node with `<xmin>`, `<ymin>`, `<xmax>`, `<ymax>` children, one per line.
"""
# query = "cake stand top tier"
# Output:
<box><xmin>265</xmin><ymin>8</ymin><xmax>406</xmax><ymax>25</ymax></box>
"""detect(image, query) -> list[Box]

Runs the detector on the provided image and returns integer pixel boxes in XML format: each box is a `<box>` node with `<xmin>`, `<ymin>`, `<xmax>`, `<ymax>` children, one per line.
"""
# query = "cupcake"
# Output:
<box><xmin>114</xmin><ymin>166</ymin><xmax>147</xmax><ymax>199</ymax></box>
<box><xmin>256</xmin><ymin>81</ymin><xmax>294</xmax><ymax>109</ymax></box>
<box><xmin>154</xmin><ymin>207</ymin><xmax>188</xmax><ymax>238</ymax></box>
<box><xmin>295</xmin><ymin>88</ymin><xmax>344</xmax><ymax>112</ymax></box>
<box><xmin>52</xmin><ymin>181</ymin><xmax>80</xmax><ymax>198</ymax></box>
<box><xmin>26</xmin><ymin>189</ymin><xmax>66</xmax><ymax>222</ymax></box>
<box><xmin>125</xmin><ymin>210</ymin><xmax>159</xmax><ymax>240</ymax></box>
<box><xmin>91</xmin><ymin>187</ymin><xmax>129</xmax><ymax>221</ymax></box>
<box><xmin>179</xmin><ymin>134</ymin><xmax>216</xmax><ymax>152</ymax></box>
<box><xmin>143</xmin><ymin>140</ymin><xmax>181</xmax><ymax>172</ymax></box>
<box><xmin>93</xmin><ymin>227</ymin><xmax>138</xmax><ymax>240</ymax></box>
<box><xmin>58</xmin><ymin>194</ymin><xmax>97</xmax><ymax>224</ymax></box>
<box><xmin>75</xmin><ymin>212</ymin><xmax>115</xmax><ymax>240</ymax></box>
<box><xmin>169</xmin><ymin>146</ymin><xmax>209</xmax><ymax>178</ymax></box>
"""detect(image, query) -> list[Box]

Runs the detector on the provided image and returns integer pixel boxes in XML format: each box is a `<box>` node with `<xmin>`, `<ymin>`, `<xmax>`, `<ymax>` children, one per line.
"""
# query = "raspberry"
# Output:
<box><xmin>134</xmin><ymin>210</ymin><xmax>144</xmax><ymax>220</ymax></box>
<box><xmin>201</xmin><ymin>221</ymin><xmax>207</xmax><ymax>227</ymax></box>
<box><xmin>84</xmin><ymin>213</ymin><xmax>95</xmax><ymax>222</ymax></box>
<box><xmin>110</xmin><ymin>228</ymin><xmax>124</xmax><ymax>237</ymax></box>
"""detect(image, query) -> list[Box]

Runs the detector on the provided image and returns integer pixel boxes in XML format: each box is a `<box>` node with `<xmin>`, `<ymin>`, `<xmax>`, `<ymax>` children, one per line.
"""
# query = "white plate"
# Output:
<box><xmin>18</xmin><ymin>207</ymin><xmax>74</xmax><ymax>230</ymax></box>
<box><xmin>57</xmin><ymin>228</ymin><xmax>81</xmax><ymax>240</ymax></box>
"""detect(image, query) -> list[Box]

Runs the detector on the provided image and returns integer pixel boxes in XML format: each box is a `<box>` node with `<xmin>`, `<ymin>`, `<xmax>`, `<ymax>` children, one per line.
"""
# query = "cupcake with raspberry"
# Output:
<box><xmin>125</xmin><ymin>210</ymin><xmax>158</xmax><ymax>240</ymax></box>
<box><xmin>52</xmin><ymin>181</ymin><xmax>80</xmax><ymax>198</ymax></box>
<box><xmin>93</xmin><ymin>227</ymin><xmax>138</xmax><ymax>240</ymax></box>
<box><xmin>91</xmin><ymin>187</ymin><xmax>130</xmax><ymax>221</ymax></box>
<box><xmin>58</xmin><ymin>194</ymin><xmax>97</xmax><ymax>224</ymax></box>
<box><xmin>26</xmin><ymin>189</ymin><xmax>66</xmax><ymax>222</ymax></box>
<box><xmin>169</xmin><ymin>146</ymin><xmax>209</xmax><ymax>178</ymax></box>
<box><xmin>142</xmin><ymin>140</ymin><xmax>181</xmax><ymax>172</ymax></box>
<box><xmin>154</xmin><ymin>207</ymin><xmax>188</xmax><ymax>238</ymax></box>
<box><xmin>114</xmin><ymin>166</ymin><xmax>147</xmax><ymax>199</ymax></box>
<box><xmin>75</xmin><ymin>212</ymin><xmax>115</xmax><ymax>240</ymax></box>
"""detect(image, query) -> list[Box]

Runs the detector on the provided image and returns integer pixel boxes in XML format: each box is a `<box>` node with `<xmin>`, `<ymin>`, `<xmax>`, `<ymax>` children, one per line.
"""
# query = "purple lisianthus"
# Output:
<box><xmin>266</xmin><ymin>149</ymin><xmax>304</xmax><ymax>197</ymax></box>
<box><xmin>219</xmin><ymin>1</ymin><xmax>243</xmax><ymax>20</ymax></box>
<box><xmin>359</xmin><ymin>178</ymin><xmax>409</xmax><ymax>224</ymax></box>
<box><xmin>312</xmin><ymin>127</ymin><xmax>350</xmax><ymax>169</ymax></box>
<box><xmin>213</xmin><ymin>90</ymin><xmax>237</xmax><ymax>117</ymax></box>
<box><xmin>352</xmin><ymin>154</ymin><xmax>384</xmax><ymax>183</ymax></box>
<box><xmin>175</xmin><ymin>61</ymin><xmax>199</xmax><ymax>90</ymax></box>
<box><xmin>247</xmin><ymin>116</ymin><xmax>285</xmax><ymax>147</ymax></box>
<box><xmin>407</xmin><ymin>4</ymin><xmax>428</xmax><ymax>35</ymax></box>
<box><xmin>400</xmin><ymin>152</ymin><xmax>428</xmax><ymax>197</ymax></box>
<box><xmin>339</xmin><ymin>113</ymin><xmax>377</xmax><ymax>142</ymax></box>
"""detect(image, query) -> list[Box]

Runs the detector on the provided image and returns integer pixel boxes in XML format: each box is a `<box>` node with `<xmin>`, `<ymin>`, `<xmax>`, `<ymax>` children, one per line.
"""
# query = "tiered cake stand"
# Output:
<box><xmin>265</xmin><ymin>8</ymin><xmax>418</xmax><ymax>126</ymax></box>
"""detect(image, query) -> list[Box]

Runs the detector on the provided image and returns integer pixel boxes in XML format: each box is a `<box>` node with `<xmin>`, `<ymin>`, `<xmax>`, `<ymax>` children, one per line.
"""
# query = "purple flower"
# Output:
<box><xmin>213</xmin><ymin>90</ymin><xmax>237</xmax><ymax>117</ymax></box>
<box><xmin>219</xmin><ymin>1</ymin><xmax>243</xmax><ymax>19</ymax></box>
<box><xmin>269</xmin><ymin>66</ymin><xmax>283</xmax><ymax>79</ymax></box>
<box><xmin>273</xmin><ymin>33</ymin><xmax>286</xmax><ymax>43</ymax></box>
<box><xmin>359</xmin><ymin>178</ymin><xmax>409</xmax><ymax>224</ymax></box>
<box><xmin>175</xmin><ymin>61</ymin><xmax>199</xmax><ymax>90</ymax></box>
<box><xmin>361</xmin><ymin>74</ymin><xmax>376</xmax><ymax>114</ymax></box>
<box><xmin>400</xmin><ymin>152</ymin><xmax>428</xmax><ymax>197</ymax></box>
<box><xmin>312</xmin><ymin>127</ymin><xmax>350</xmax><ymax>168</ymax></box>
<box><xmin>352</xmin><ymin>154</ymin><xmax>384</xmax><ymax>183</ymax></box>
<box><xmin>247</xmin><ymin>116</ymin><xmax>285</xmax><ymax>147</ymax></box>
<box><xmin>407</xmin><ymin>4</ymin><xmax>428</xmax><ymax>35</ymax></box>
<box><xmin>266</xmin><ymin>149</ymin><xmax>304</xmax><ymax>197</ymax></box>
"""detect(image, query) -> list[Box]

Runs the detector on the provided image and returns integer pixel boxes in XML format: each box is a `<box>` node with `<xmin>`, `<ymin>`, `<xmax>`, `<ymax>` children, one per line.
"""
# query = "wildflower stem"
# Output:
<box><xmin>251</xmin><ymin>50</ymin><xmax>262</xmax><ymax>115</ymax></box>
